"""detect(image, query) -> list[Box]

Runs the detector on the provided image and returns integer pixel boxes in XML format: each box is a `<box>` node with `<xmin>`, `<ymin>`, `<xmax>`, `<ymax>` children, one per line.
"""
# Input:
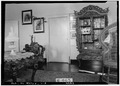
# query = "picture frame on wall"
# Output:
<box><xmin>22</xmin><ymin>10</ymin><xmax>32</xmax><ymax>25</ymax></box>
<box><xmin>33</xmin><ymin>18</ymin><xmax>44</xmax><ymax>33</ymax></box>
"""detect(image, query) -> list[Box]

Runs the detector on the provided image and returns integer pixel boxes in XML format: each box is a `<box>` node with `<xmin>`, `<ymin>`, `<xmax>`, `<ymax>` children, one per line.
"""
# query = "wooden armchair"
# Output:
<box><xmin>23</xmin><ymin>42</ymin><xmax>45</xmax><ymax>82</ymax></box>
<box><xmin>23</xmin><ymin>35</ymin><xmax>46</xmax><ymax>81</ymax></box>
<box><xmin>24</xmin><ymin>42</ymin><xmax>45</xmax><ymax>68</ymax></box>
<box><xmin>99</xmin><ymin>22</ymin><xmax>117</xmax><ymax>84</ymax></box>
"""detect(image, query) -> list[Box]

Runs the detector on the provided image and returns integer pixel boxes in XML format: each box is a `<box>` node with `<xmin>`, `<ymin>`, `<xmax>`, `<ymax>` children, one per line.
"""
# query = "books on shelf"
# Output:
<box><xmin>82</xmin><ymin>35</ymin><xmax>93</xmax><ymax>43</ymax></box>
<box><xmin>81</xmin><ymin>27</ymin><xmax>91</xmax><ymax>34</ymax></box>
<box><xmin>93</xmin><ymin>18</ymin><xmax>105</xmax><ymax>28</ymax></box>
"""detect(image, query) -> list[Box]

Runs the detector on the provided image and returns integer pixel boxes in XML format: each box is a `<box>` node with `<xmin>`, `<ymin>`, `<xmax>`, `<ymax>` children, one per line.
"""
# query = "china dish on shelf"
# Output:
<box><xmin>81</xmin><ymin>27</ymin><xmax>91</xmax><ymax>34</ymax></box>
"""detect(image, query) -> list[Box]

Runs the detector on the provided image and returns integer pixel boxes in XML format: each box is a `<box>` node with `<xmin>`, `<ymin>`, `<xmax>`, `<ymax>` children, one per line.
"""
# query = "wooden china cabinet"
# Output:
<box><xmin>74</xmin><ymin>5</ymin><xmax>109</xmax><ymax>73</ymax></box>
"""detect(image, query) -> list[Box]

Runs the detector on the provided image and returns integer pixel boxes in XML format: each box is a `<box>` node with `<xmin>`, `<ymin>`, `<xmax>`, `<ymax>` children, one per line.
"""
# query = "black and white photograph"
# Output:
<box><xmin>22</xmin><ymin>10</ymin><xmax>32</xmax><ymax>25</ymax></box>
<box><xmin>33</xmin><ymin>18</ymin><xmax>44</xmax><ymax>33</ymax></box>
<box><xmin>1</xmin><ymin>1</ymin><xmax>119</xmax><ymax>85</ymax></box>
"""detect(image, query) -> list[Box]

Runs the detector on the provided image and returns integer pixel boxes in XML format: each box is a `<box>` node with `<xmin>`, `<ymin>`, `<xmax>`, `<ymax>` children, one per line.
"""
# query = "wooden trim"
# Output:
<box><xmin>75</xmin><ymin>5</ymin><xmax>109</xmax><ymax>17</ymax></box>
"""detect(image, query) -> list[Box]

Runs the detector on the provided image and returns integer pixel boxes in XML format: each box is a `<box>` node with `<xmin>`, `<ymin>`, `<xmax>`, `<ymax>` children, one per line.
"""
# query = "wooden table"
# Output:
<box><xmin>4</xmin><ymin>52</ymin><xmax>34</xmax><ymax>82</ymax></box>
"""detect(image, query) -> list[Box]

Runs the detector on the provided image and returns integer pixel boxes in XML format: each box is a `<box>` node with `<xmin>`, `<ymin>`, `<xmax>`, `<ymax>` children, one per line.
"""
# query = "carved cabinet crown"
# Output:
<box><xmin>75</xmin><ymin>5</ymin><xmax>109</xmax><ymax>17</ymax></box>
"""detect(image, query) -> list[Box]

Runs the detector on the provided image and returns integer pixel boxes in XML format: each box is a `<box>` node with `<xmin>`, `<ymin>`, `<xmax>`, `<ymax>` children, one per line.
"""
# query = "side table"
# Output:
<box><xmin>4</xmin><ymin>52</ymin><xmax>34</xmax><ymax>82</ymax></box>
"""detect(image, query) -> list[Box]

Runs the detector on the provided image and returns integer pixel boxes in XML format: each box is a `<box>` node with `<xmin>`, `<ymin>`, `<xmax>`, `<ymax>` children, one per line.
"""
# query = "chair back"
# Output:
<box><xmin>99</xmin><ymin>22</ymin><xmax>117</xmax><ymax>62</ymax></box>
<box><xmin>30</xmin><ymin>42</ymin><xmax>45</xmax><ymax>57</ymax></box>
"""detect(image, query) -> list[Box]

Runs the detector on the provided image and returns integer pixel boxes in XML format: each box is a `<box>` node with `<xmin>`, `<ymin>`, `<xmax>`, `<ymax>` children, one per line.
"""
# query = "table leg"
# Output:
<box><xmin>99</xmin><ymin>75</ymin><xmax>102</xmax><ymax>82</ymax></box>
<box><xmin>31</xmin><ymin>63</ymin><xmax>38</xmax><ymax>82</ymax></box>
<box><xmin>11</xmin><ymin>63</ymin><xmax>17</xmax><ymax>82</ymax></box>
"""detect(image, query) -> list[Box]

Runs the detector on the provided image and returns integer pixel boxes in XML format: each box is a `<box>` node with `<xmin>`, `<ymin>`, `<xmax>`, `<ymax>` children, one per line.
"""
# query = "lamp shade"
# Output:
<box><xmin>5</xmin><ymin>27</ymin><xmax>18</xmax><ymax>42</ymax></box>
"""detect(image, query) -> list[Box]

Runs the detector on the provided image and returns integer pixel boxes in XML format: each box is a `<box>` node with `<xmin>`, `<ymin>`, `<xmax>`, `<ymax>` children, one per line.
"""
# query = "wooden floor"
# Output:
<box><xmin>5</xmin><ymin>62</ymin><xmax>79</xmax><ymax>82</ymax></box>
<box><xmin>43</xmin><ymin>62</ymin><xmax>79</xmax><ymax>72</ymax></box>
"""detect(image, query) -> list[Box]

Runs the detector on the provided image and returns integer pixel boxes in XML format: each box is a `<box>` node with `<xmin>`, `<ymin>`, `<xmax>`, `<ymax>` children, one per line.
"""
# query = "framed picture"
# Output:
<box><xmin>33</xmin><ymin>18</ymin><xmax>44</xmax><ymax>33</ymax></box>
<box><xmin>70</xmin><ymin>31</ymin><xmax>76</xmax><ymax>39</ymax></box>
<box><xmin>22</xmin><ymin>10</ymin><xmax>32</xmax><ymax>25</ymax></box>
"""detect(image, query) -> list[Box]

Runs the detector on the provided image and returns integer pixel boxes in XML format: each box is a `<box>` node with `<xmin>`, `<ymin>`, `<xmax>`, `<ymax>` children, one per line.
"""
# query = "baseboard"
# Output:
<box><xmin>44</xmin><ymin>58</ymin><xmax>47</xmax><ymax>63</ymax></box>
<box><xmin>45</xmin><ymin>59</ymin><xmax>78</xmax><ymax>65</ymax></box>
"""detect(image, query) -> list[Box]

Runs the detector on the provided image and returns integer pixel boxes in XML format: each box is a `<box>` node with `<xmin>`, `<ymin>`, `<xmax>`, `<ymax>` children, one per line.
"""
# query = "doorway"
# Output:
<box><xmin>48</xmin><ymin>16</ymin><xmax>69</xmax><ymax>63</ymax></box>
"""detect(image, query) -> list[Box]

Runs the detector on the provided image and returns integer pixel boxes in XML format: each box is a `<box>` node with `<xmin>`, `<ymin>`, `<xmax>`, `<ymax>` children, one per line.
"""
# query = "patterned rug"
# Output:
<box><xmin>34</xmin><ymin>70</ymin><xmax>100</xmax><ymax>82</ymax></box>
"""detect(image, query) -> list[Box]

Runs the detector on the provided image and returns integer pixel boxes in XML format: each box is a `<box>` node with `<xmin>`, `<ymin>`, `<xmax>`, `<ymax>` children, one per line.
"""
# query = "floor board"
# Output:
<box><xmin>44</xmin><ymin>62</ymin><xmax>79</xmax><ymax>72</ymax></box>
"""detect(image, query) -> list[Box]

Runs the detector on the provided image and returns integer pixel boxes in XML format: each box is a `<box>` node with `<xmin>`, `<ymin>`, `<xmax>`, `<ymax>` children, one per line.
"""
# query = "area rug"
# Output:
<box><xmin>34</xmin><ymin>70</ymin><xmax>100</xmax><ymax>82</ymax></box>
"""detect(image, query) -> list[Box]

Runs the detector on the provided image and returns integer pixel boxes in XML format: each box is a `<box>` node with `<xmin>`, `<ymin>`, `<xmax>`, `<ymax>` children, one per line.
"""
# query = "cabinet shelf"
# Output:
<box><xmin>93</xmin><ymin>28</ymin><xmax>104</xmax><ymax>30</ymax></box>
<box><xmin>80</xmin><ymin>25</ymin><xmax>91</xmax><ymax>27</ymax></box>
<box><xmin>93</xmin><ymin>39</ymin><xmax>99</xmax><ymax>41</ymax></box>
<box><xmin>82</xmin><ymin>34</ymin><xmax>91</xmax><ymax>35</ymax></box>
<box><xmin>82</xmin><ymin>42</ymin><xmax>93</xmax><ymax>44</ymax></box>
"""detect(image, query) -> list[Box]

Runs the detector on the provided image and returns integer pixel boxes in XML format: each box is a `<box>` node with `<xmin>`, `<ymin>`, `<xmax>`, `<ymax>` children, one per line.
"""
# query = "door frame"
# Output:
<box><xmin>48</xmin><ymin>15</ymin><xmax>70</xmax><ymax>63</ymax></box>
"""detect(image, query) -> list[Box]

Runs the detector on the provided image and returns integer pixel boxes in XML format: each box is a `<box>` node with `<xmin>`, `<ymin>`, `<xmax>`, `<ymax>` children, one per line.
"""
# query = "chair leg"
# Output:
<box><xmin>99</xmin><ymin>75</ymin><xmax>103</xmax><ymax>82</ymax></box>
<box><xmin>78</xmin><ymin>59</ymin><xmax>81</xmax><ymax>68</ymax></box>
<box><xmin>31</xmin><ymin>63</ymin><xmax>38</xmax><ymax>82</ymax></box>
<box><xmin>107</xmin><ymin>66</ymin><xmax>110</xmax><ymax>83</ymax></box>
<box><xmin>31</xmin><ymin>69</ymin><xmax>37</xmax><ymax>82</ymax></box>
<box><xmin>101</xmin><ymin>63</ymin><xmax>106</xmax><ymax>83</ymax></box>
<box><xmin>11</xmin><ymin>63</ymin><xmax>17</xmax><ymax>82</ymax></box>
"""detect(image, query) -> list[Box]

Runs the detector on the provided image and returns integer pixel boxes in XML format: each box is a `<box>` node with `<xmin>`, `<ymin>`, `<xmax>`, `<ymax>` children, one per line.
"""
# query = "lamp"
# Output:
<box><xmin>5</xmin><ymin>27</ymin><xmax>19</xmax><ymax>55</ymax></box>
